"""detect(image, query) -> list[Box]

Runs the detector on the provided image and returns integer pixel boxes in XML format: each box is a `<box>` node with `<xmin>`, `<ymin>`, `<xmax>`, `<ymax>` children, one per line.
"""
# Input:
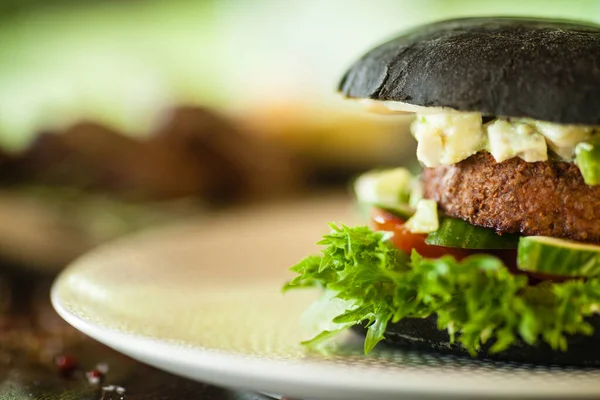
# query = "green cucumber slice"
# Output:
<box><xmin>354</xmin><ymin>168</ymin><xmax>413</xmax><ymax>206</ymax></box>
<box><xmin>425</xmin><ymin>217</ymin><xmax>519</xmax><ymax>249</ymax></box>
<box><xmin>356</xmin><ymin>202</ymin><xmax>414</xmax><ymax>221</ymax></box>
<box><xmin>517</xmin><ymin>236</ymin><xmax>600</xmax><ymax>277</ymax></box>
<box><xmin>354</xmin><ymin>168</ymin><xmax>419</xmax><ymax>221</ymax></box>
<box><xmin>376</xmin><ymin>204</ymin><xmax>415</xmax><ymax>220</ymax></box>
<box><xmin>575</xmin><ymin>141</ymin><xmax>600</xmax><ymax>185</ymax></box>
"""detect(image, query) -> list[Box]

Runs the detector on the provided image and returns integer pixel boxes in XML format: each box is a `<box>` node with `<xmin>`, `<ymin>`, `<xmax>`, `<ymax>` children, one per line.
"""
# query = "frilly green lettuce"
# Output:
<box><xmin>284</xmin><ymin>223</ymin><xmax>600</xmax><ymax>355</ymax></box>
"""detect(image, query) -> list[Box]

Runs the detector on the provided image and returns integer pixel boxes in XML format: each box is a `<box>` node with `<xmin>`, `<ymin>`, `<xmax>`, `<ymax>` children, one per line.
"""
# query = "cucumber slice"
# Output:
<box><xmin>354</xmin><ymin>168</ymin><xmax>413</xmax><ymax>206</ymax></box>
<box><xmin>575</xmin><ymin>141</ymin><xmax>600</xmax><ymax>185</ymax></box>
<box><xmin>517</xmin><ymin>236</ymin><xmax>600</xmax><ymax>277</ymax></box>
<box><xmin>356</xmin><ymin>202</ymin><xmax>415</xmax><ymax>221</ymax></box>
<box><xmin>354</xmin><ymin>168</ymin><xmax>419</xmax><ymax>221</ymax></box>
<box><xmin>425</xmin><ymin>217</ymin><xmax>519</xmax><ymax>249</ymax></box>
<box><xmin>375</xmin><ymin>204</ymin><xmax>415</xmax><ymax>220</ymax></box>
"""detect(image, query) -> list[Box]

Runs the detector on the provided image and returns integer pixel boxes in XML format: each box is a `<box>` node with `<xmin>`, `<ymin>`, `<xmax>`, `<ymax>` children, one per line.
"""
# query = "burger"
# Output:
<box><xmin>284</xmin><ymin>17</ymin><xmax>600</xmax><ymax>365</ymax></box>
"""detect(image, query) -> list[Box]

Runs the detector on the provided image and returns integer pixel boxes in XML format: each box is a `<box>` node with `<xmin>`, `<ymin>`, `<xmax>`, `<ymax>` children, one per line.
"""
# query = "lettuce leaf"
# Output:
<box><xmin>283</xmin><ymin>223</ymin><xmax>600</xmax><ymax>355</ymax></box>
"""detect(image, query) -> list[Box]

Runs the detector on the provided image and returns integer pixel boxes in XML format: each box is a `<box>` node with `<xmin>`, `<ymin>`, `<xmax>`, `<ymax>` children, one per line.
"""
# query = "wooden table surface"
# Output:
<box><xmin>0</xmin><ymin>267</ymin><xmax>279</xmax><ymax>400</ymax></box>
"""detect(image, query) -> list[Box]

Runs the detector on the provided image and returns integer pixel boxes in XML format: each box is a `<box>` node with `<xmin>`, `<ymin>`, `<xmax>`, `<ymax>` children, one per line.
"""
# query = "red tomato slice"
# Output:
<box><xmin>370</xmin><ymin>208</ymin><xmax>472</xmax><ymax>260</ymax></box>
<box><xmin>370</xmin><ymin>208</ymin><xmax>577</xmax><ymax>283</ymax></box>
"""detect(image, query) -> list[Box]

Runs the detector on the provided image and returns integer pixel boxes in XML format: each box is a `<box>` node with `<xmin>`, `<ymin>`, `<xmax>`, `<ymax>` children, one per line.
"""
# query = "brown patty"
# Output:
<box><xmin>423</xmin><ymin>152</ymin><xmax>600</xmax><ymax>243</ymax></box>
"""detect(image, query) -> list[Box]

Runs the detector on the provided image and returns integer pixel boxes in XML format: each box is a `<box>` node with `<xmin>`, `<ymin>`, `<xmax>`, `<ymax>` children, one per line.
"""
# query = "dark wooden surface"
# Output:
<box><xmin>0</xmin><ymin>267</ymin><xmax>276</xmax><ymax>400</ymax></box>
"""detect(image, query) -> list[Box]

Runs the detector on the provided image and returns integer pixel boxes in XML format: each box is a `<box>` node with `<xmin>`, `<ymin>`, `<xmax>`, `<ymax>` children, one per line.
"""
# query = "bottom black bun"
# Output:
<box><xmin>353</xmin><ymin>315</ymin><xmax>600</xmax><ymax>366</ymax></box>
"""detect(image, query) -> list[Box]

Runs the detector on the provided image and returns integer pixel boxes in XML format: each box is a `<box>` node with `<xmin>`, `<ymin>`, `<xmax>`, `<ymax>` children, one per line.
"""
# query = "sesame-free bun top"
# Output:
<box><xmin>339</xmin><ymin>17</ymin><xmax>600</xmax><ymax>125</ymax></box>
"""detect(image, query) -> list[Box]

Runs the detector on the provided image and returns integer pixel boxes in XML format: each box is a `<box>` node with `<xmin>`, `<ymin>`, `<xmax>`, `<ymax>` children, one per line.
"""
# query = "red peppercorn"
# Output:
<box><xmin>55</xmin><ymin>355</ymin><xmax>78</xmax><ymax>377</ymax></box>
<box><xmin>86</xmin><ymin>369</ymin><xmax>104</xmax><ymax>384</ymax></box>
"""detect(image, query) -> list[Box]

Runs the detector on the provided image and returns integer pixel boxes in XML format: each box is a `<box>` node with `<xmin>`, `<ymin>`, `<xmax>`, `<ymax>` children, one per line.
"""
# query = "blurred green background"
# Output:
<box><xmin>0</xmin><ymin>0</ymin><xmax>598</xmax><ymax>274</ymax></box>
<box><xmin>1</xmin><ymin>0</ymin><xmax>599</xmax><ymax>150</ymax></box>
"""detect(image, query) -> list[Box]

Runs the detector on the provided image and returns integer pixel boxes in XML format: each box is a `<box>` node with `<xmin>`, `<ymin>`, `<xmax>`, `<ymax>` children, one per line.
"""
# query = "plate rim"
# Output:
<box><xmin>51</xmin><ymin>275</ymin><xmax>600</xmax><ymax>400</ymax></box>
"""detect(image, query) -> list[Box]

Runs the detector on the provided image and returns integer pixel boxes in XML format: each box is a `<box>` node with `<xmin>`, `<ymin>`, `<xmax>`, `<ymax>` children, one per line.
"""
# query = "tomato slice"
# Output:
<box><xmin>370</xmin><ymin>208</ymin><xmax>578</xmax><ymax>283</ymax></box>
<box><xmin>370</xmin><ymin>208</ymin><xmax>472</xmax><ymax>260</ymax></box>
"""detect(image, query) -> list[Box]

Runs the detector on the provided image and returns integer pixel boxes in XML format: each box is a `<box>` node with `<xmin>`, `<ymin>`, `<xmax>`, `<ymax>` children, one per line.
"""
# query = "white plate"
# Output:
<box><xmin>52</xmin><ymin>195</ymin><xmax>600</xmax><ymax>400</ymax></box>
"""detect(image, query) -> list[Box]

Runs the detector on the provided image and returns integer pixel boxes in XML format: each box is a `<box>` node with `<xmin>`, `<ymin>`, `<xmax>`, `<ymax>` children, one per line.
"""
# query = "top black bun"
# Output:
<box><xmin>339</xmin><ymin>17</ymin><xmax>600</xmax><ymax>125</ymax></box>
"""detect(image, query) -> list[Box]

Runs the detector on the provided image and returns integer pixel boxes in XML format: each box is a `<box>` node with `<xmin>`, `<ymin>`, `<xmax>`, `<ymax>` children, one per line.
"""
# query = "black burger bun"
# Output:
<box><xmin>353</xmin><ymin>315</ymin><xmax>600</xmax><ymax>366</ymax></box>
<box><xmin>339</xmin><ymin>17</ymin><xmax>600</xmax><ymax>125</ymax></box>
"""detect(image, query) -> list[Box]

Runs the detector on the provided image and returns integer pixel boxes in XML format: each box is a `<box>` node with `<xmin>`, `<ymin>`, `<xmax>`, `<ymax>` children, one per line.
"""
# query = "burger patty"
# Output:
<box><xmin>422</xmin><ymin>152</ymin><xmax>600</xmax><ymax>243</ymax></box>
